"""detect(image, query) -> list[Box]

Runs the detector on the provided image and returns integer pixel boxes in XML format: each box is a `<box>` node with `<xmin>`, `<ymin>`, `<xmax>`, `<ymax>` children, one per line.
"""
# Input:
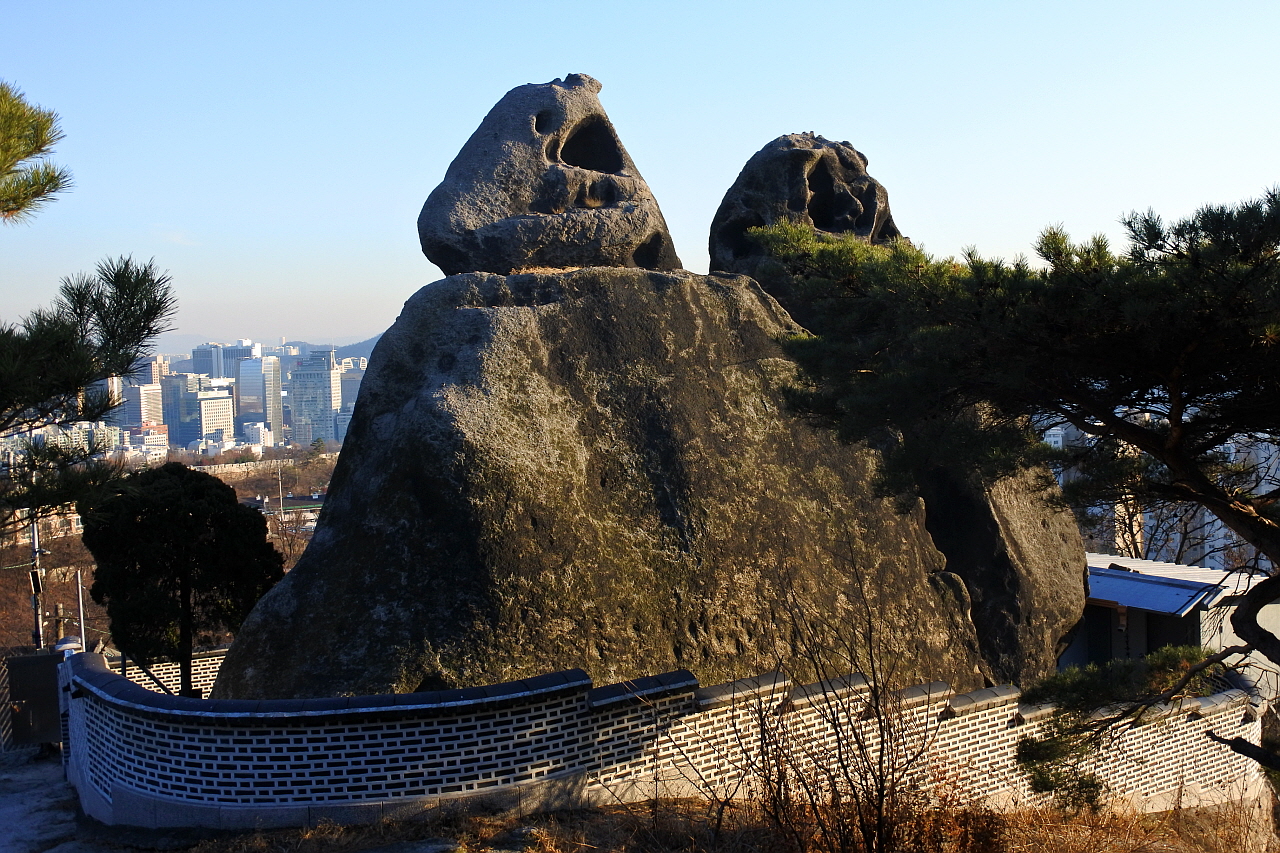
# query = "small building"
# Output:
<box><xmin>1058</xmin><ymin>552</ymin><xmax>1280</xmax><ymax>695</ymax></box>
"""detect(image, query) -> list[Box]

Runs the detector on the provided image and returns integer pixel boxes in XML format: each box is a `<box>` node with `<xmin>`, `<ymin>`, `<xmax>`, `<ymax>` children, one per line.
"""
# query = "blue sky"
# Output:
<box><xmin>3</xmin><ymin>1</ymin><xmax>1278</xmax><ymax>350</ymax></box>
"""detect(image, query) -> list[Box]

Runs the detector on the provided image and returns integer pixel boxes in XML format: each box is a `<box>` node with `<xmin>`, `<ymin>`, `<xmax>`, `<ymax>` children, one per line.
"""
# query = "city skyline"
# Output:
<box><xmin>3</xmin><ymin>2</ymin><xmax>1279</xmax><ymax>344</ymax></box>
<box><xmin>0</xmin><ymin>338</ymin><xmax>365</xmax><ymax>464</ymax></box>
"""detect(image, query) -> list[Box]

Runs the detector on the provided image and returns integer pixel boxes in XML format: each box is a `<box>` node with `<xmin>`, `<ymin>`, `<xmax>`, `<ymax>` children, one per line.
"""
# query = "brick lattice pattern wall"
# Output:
<box><xmin>61</xmin><ymin>652</ymin><xmax>1265</xmax><ymax>829</ymax></box>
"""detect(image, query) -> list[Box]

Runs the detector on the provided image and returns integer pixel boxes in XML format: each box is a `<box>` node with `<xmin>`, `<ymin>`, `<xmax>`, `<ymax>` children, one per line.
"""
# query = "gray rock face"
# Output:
<box><xmin>918</xmin><ymin>467</ymin><xmax>1089</xmax><ymax>682</ymax></box>
<box><xmin>214</xmin><ymin>268</ymin><xmax>1084</xmax><ymax>700</ymax></box>
<box><xmin>418</xmin><ymin>74</ymin><xmax>681</xmax><ymax>275</ymax></box>
<box><xmin>709</xmin><ymin>133</ymin><xmax>900</xmax><ymax>285</ymax></box>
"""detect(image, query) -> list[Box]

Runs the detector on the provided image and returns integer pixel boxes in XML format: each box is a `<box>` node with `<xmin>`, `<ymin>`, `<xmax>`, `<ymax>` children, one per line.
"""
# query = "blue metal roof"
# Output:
<box><xmin>1087</xmin><ymin>566</ymin><xmax>1220</xmax><ymax>617</ymax></box>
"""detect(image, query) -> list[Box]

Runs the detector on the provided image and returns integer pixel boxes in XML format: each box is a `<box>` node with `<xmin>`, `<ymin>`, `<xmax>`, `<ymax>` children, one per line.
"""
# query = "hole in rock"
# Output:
<box><xmin>632</xmin><ymin>232</ymin><xmax>666</xmax><ymax>269</ymax></box>
<box><xmin>574</xmin><ymin>177</ymin><xmax>619</xmax><ymax>209</ymax></box>
<box><xmin>725</xmin><ymin>213</ymin><xmax>765</xmax><ymax>260</ymax></box>
<box><xmin>534</xmin><ymin>110</ymin><xmax>557</xmax><ymax>134</ymax></box>
<box><xmin>559</xmin><ymin>115</ymin><xmax>624</xmax><ymax>174</ymax></box>
<box><xmin>807</xmin><ymin>158</ymin><xmax>837</xmax><ymax>231</ymax></box>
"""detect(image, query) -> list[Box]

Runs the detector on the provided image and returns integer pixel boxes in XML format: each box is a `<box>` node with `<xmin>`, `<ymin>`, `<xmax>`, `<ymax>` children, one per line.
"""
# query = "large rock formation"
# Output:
<box><xmin>215</xmin><ymin>77</ymin><xmax>1085</xmax><ymax>701</ymax></box>
<box><xmin>215</xmin><ymin>266</ymin><xmax>1084</xmax><ymax>700</ymax></box>
<box><xmin>418</xmin><ymin>74</ymin><xmax>681</xmax><ymax>275</ymax></box>
<box><xmin>709</xmin><ymin>133</ymin><xmax>901</xmax><ymax>322</ymax></box>
<box><xmin>707</xmin><ymin>133</ymin><xmax>1085</xmax><ymax>668</ymax></box>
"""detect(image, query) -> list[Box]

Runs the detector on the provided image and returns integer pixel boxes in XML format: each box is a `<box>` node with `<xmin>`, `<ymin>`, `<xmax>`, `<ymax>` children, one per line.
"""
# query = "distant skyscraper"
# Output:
<box><xmin>222</xmin><ymin>339</ymin><xmax>261</xmax><ymax>372</ymax></box>
<box><xmin>129</xmin><ymin>354</ymin><xmax>169</xmax><ymax>385</ymax></box>
<box><xmin>289</xmin><ymin>349</ymin><xmax>341</xmax><ymax>444</ymax></box>
<box><xmin>177</xmin><ymin>390</ymin><xmax>234</xmax><ymax>446</ymax></box>
<box><xmin>235</xmin><ymin>356</ymin><xmax>283</xmax><ymax>442</ymax></box>
<box><xmin>193</xmin><ymin>340</ymin><xmax>260</xmax><ymax>379</ymax></box>
<box><xmin>339</xmin><ymin>369</ymin><xmax>363</xmax><ymax>412</ymax></box>
<box><xmin>191</xmin><ymin>343</ymin><xmax>224</xmax><ymax>378</ymax></box>
<box><xmin>86</xmin><ymin>375</ymin><xmax>125</xmax><ymax>428</ymax></box>
<box><xmin>242</xmin><ymin>422</ymin><xmax>274</xmax><ymax>447</ymax></box>
<box><xmin>160</xmin><ymin>373</ymin><xmax>213</xmax><ymax>443</ymax></box>
<box><xmin>116</xmin><ymin>383</ymin><xmax>163</xmax><ymax>427</ymax></box>
<box><xmin>335</xmin><ymin>406</ymin><xmax>354</xmax><ymax>444</ymax></box>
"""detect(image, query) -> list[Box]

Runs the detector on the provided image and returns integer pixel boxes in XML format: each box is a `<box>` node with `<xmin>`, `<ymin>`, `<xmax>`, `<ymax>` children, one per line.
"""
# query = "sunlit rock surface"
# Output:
<box><xmin>215</xmin><ymin>268</ymin><xmax>1083</xmax><ymax>699</ymax></box>
<box><xmin>418</xmin><ymin>73</ymin><xmax>681</xmax><ymax>276</ymax></box>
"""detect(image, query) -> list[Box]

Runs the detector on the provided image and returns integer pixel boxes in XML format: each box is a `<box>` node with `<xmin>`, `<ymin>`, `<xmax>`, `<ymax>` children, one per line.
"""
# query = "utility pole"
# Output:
<box><xmin>76</xmin><ymin>566</ymin><xmax>87</xmax><ymax>651</ymax></box>
<box><xmin>29</xmin><ymin>513</ymin><xmax>44</xmax><ymax>650</ymax></box>
<box><xmin>54</xmin><ymin>603</ymin><xmax>69</xmax><ymax>640</ymax></box>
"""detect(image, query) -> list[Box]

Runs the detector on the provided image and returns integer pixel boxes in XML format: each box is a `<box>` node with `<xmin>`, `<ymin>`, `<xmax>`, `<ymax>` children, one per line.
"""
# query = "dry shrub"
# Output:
<box><xmin>1002</xmin><ymin>796</ymin><xmax>1274</xmax><ymax>853</ymax></box>
<box><xmin>162</xmin><ymin>794</ymin><xmax>1277</xmax><ymax>853</ymax></box>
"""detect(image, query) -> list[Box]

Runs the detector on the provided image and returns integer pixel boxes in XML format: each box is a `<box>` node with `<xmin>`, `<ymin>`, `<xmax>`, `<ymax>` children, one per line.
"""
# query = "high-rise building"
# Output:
<box><xmin>289</xmin><ymin>349</ymin><xmax>341</xmax><ymax>444</ymax></box>
<box><xmin>192</xmin><ymin>343</ymin><xmax>224</xmax><ymax>379</ymax></box>
<box><xmin>177</xmin><ymin>390</ymin><xmax>234</xmax><ymax>446</ymax></box>
<box><xmin>335</xmin><ymin>406</ymin><xmax>354</xmax><ymax>443</ymax></box>
<box><xmin>193</xmin><ymin>340</ymin><xmax>261</xmax><ymax>379</ymax></box>
<box><xmin>116</xmin><ymin>383</ymin><xmax>163</xmax><ymax>427</ymax></box>
<box><xmin>241</xmin><ymin>422</ymin><xmax>274</xmax><ymax>447</ymax></box>
<box><xmin>235</xmin><ymin>356</ymin><xmax>283</xmax><ymax>442</ymax></box>
<box><xmin>129</xmin><ymin>354</ymin><xmax>170</xmax><ymax>385</ymax></box>
<box><xmin>160</xmin><ymin>373</ymin><xmax>213</xmax><ymax>443</ymax></box>
<box><xmin>222</xmin><ymin>339</ymin><xmax>261</xmax><ymax>370</ymax></box>
<box><xmin>339</xmin><ymin>369</ymin><xmax>363</xmax><ymax>411</ymax></box>
<box><xmin>87</xmin><ymin>375</ymin><xmax>124</xmax><ymax>413</ymax></box>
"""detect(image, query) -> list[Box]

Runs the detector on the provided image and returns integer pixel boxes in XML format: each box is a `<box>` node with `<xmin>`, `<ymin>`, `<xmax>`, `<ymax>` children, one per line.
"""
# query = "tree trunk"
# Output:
<box><xmin>179</xmin><ymin>567</ymin><xmax>194</xmax><ymax>697</ymax></box>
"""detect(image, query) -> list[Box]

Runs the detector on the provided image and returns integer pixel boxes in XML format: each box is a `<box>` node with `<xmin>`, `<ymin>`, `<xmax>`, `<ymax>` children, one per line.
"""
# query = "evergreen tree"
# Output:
<box><xmin>1</xmin><ymin>80</ymin><xmax>72</xmax><ymax>223</ymax></box>
<box><xmin>0</xmin><ymin>257</ymin><xmax>176</xmax><ymax>534</ymax></box>
<box><xmin>752</xmin><ymin>188</ymin><xmax>1280</xmax><ymax>678</ymax></box>
<box><xmin>83</xmin><ymin>463</ymin><xmax>284</xmax><ymax>696</ymax></box>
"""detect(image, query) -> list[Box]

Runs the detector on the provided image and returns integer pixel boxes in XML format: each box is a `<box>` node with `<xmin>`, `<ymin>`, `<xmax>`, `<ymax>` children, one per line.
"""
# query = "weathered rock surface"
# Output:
<box><xmin>709</xmin><ymin>133</ymin><xmax>901</xmax><ymax>318</ymax></box>
<box><xmin>215</xmin><ymin>268</ymin><xmax>1084</xmax><ymax>700</ymax></box>
<box><xmin>918</xmin><ymin>467</ymin><xmax>1088</xmax><ymax>681</ymax></box>
<box><xmin>418</xmin><ymin>74</ymin><xmax>681</xmax><ymax>275</ymax></box>
<box><xmin>707</xmin><ymin>135</ymin><xmax>1085</xmax><ymax>658</ymax></box>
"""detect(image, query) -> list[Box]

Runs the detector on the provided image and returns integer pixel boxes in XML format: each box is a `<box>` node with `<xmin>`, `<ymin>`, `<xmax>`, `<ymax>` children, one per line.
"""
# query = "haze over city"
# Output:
<box><xmin>2</xmin><ymin>1</ymin><xmax>1279</xmax><ymax>349</ymax></box>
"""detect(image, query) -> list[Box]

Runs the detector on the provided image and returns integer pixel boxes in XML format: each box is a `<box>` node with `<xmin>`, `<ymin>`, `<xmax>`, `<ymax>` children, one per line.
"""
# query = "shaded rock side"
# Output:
<box><xmin>707</xmin><ymin>135</ymin><xmax>1086</xmax><ymax>657</ymax></box>
<box><xmin>418</xmin><ymin>73</ymin><xmax>681</xmax><ymax>275</ymax></box>
<box><xmin>213</xmin><ymin>268</ymin><xmax>1085</xmax><ymax>700</ymax></box>
<box><xmin>709</xmin><ymin>133</ymin><xmax>901</xmax><ymax>322</ymax></box>
<box><xmin>918</xmin><ymin>466</ymin><xmax>1088</xmax><ymax>683</ymax></box>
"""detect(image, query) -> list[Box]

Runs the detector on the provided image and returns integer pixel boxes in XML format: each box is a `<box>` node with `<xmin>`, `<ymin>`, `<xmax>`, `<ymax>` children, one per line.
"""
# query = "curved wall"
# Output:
<box><xmin>61</xmin><ymin>653</ymin><xmax>1266</xmax><ymax>830</ymax></box>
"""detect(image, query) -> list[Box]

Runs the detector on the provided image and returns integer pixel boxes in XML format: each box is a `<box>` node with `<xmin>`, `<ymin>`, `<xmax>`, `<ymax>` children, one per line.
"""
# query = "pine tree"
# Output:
<box><xmin>83</xmin><ymin>463</ymin><xmax>284</xmax><ymax>696</ymax></box>
<box><xmin>0</xmin><ymin>80</ymin><xmax>72</xmax><ymax>223</ymax></box>
<box><xmin>753</xmin><ymin>188</ymin><xmax>1280</xmax><ymax>683</ymax></box>
<box><xmin>1</xmin><ymin>257</ymin><xmax>176</xmax><ymax>534</ymax></box>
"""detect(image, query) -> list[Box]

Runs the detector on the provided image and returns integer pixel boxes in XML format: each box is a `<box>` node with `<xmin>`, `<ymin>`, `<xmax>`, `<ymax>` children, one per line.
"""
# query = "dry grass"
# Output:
<box><xmin>177</xmin><ymin>795</ymin><xmax>1276</xmax><ymax>853</ymax></box>
<box><xmin>1001</xmin><ymin>798</ymin><xmax>1273</xmax><ymax>853</ymax></box>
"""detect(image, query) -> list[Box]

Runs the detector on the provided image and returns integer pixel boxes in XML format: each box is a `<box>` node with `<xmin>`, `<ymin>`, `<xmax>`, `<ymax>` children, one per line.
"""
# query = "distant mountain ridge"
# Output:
<box><xmin>281</xmin><ymin>335</ymin><xmax>383</xmax><ymax>361</ymax></box>
<box><xmin>335</xmin><ymin>335</ymin><xmax>382</xmax><ymax>361</ymax></box>
<box><xmin>155</xmin><ymin>333</ymin><xmax>383</xmax><ymax>359</ymax></box>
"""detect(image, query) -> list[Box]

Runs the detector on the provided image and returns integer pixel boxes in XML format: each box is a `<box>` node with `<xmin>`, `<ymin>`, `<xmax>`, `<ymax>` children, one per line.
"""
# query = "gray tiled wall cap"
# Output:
<box><xmin>1090</xmin><ymin>694</ymin><xmax>1208</xmax><ymax>724</ymax></box>
<box><xmin>587</xmin><ymin>669</ymin><xmax>699</xmax><ymax>709</ymax></box>
<box><xmin>695</xmin><ymin>671</ymin><xmax>791</xmax><ymax>709</ymax></box>
<box><xmin>893</xmin><ymin>681</ymin><xmax>951</xmax><ymax>707</ymax></box>
<box><xmin>1225</xmin><ymin>670</ymin><xmax>1267</xmax><ymax>704</ymax></box>
<box><xmin>1193</xmin><ymin>689</ymin><xmax>1249</xmax><ymax>714</ymax></box>
<box><xmin>946</xmin><ymin>685</ymin><xmax>1020</xmax><ymax>716</ymax></box>
<box><xmin>1016</xmin><ymin>702</ymin><xmax>1057</xmax><ymax>723</ymax></box>
<box><xmin>786</xmin><ymin>673</ymin><xmax>869</xmax><ymax>709</ymax></box>
<box><xmin>67</xmin><ymin>653</ymin><xmax>593</xmax><ymax>719</ymax></box>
